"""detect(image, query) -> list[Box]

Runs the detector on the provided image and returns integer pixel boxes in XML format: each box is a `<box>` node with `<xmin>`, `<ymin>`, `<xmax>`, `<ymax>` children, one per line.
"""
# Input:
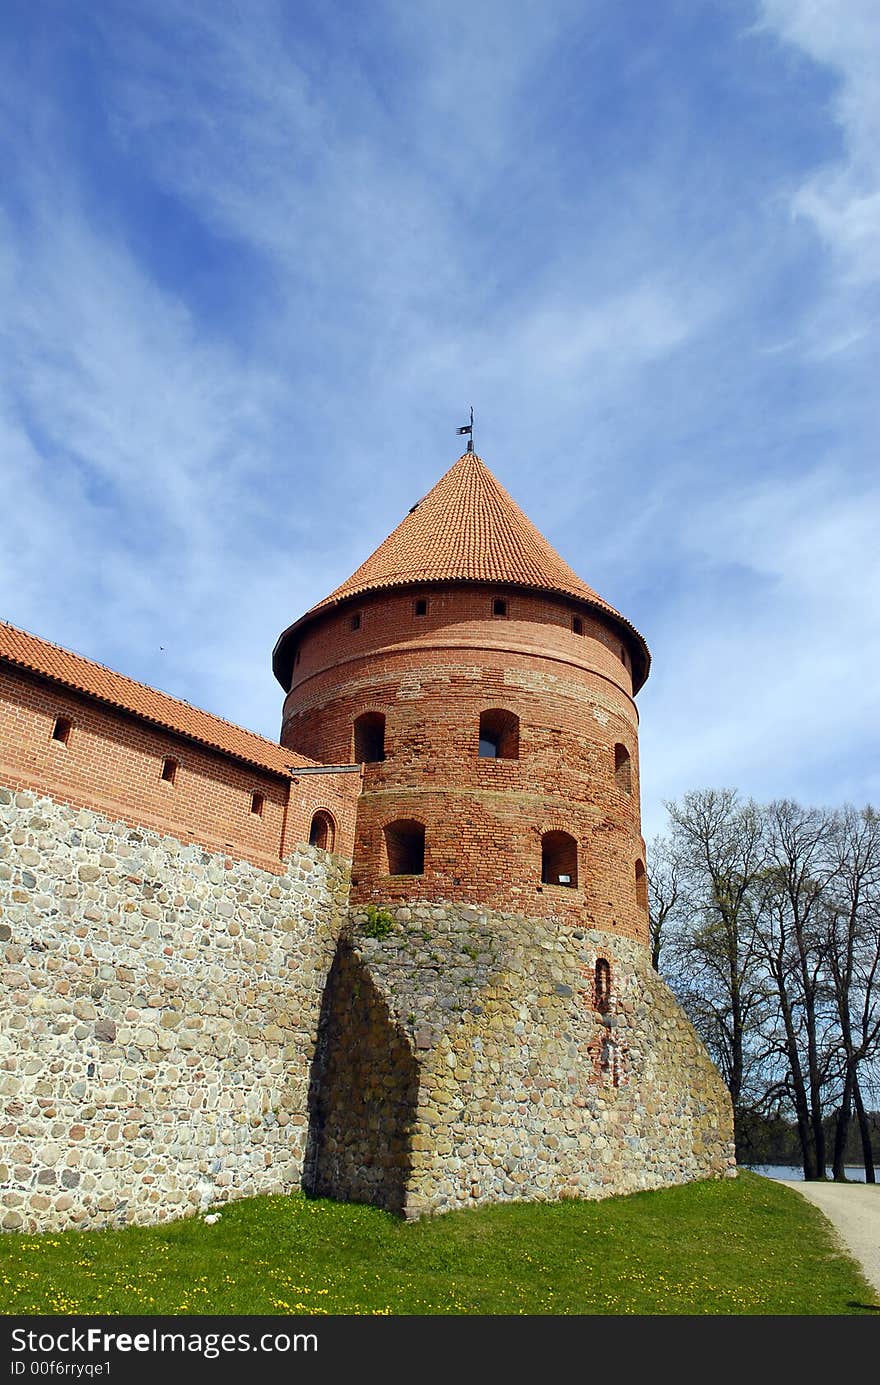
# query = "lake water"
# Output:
<box><xmin>745</xmin><ymin>1164</ymin><xmax>869</xmax><ymax>1182</ymax></box>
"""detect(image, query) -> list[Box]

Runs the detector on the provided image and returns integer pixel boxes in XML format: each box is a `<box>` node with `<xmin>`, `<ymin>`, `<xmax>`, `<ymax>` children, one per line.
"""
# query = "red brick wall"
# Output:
<box><xmin>0</xmin><ymin>666</ymin><xmax>358</xmax><ymax>872</ymax></box>
<box><xmin>280</xmin><ymin>586</ymin><xmax>648</xmax><ymax>943</ymax></box>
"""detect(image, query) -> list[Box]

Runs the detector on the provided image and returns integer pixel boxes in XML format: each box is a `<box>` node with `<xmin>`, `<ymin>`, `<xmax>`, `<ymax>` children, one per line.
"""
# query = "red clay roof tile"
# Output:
<box><xmin>276</xmin><ymin>451</ymin><xmax>650</xmax><ymax>689</ymax></box>
<box><xmin>0</xmin><ymin>620</ymin><xmax>312</xmax><ymax>777</ymax></box>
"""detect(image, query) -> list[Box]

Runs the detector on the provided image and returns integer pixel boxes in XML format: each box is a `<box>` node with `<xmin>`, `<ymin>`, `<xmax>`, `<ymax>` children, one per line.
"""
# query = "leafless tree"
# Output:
<box><xmin>825</xmin><ymin>806</ymin><xmax>880</xmax><ymax>1181</ymax></box>
<box><xmin>647</xmin><ymin>832</ymin><xmax>681</xmax><ymax>971</ymax></box>
<box><xmin>751</xmin><ymin>800</ymin><xmax>840</xmax><ymax>1179</ymax></box>
<box><xmin>654</xmin><ymin>791</ymin><xmax>880</xmax><ymax>1180</ymax></box>
<box><xmin>660</xmin><ymin>789</ymin><xmax>769</xmax><ymax>1126</ymax></box>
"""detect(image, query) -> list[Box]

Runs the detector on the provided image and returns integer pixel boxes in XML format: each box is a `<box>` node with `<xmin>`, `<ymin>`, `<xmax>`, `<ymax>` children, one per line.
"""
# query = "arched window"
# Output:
<box><xmin>354</xmin><ymin>711</ymin><xmax>386</xmax><ymax>763</ymax></box>
<box><xmin>595</xmin><ymin>958</ymin><xmax>611</xmax><ymax>1012</ymax></box>
<box><xmin>384</xmin><ymin>819</ymin><xmax>425</xmax><ymax>876</ymax></box>
<box><xmin>614</xmin><ymin>743</ymin><xmax>632</xmax><ymax>794</ymax></box>
<box><xmin>309</xmin><ymin>810</ymin><xmax>336</xmax><ymax>852</ymax></box>
<box><xmin>635</xmin><ymin>859</ymin><xmax>647</xmax><ymax>911</ymax></box>
<box><xmin>541</xmin><ymin>830</ymin><xmax>578</xmax><ymax>888</ymax></box>
<box><xmin>478</xmin><ymin>708</ymin><xmax>519</xmax><ymax>759</ymax></box>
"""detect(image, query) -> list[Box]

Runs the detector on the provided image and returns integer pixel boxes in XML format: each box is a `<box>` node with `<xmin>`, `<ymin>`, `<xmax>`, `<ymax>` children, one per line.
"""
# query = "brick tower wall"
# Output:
<box><xmin>280</xmin><ymin>586</ymin><xmax>648</xmax><ymax>943</ymax></box>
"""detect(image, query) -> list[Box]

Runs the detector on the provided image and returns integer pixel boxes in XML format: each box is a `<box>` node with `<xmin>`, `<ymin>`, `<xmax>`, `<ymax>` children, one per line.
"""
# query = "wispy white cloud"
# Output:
<box><xmin>0</xmin><ymin>0</ymin><xmax>877</xmax><ymax>847</ymax></box>
<box><xmin>638</xmin><ymin>464</ymin><xmax>880</xmax><ymax>838</ymax></box>
<box><xmin>758</xmin><ymin>0</ymin><xmax>880</xmax><ymax>283</ymax></box>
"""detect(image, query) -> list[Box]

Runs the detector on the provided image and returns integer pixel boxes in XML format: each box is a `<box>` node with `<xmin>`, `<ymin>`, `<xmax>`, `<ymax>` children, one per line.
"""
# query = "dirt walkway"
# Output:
<box><xmin>770</xmin><ymin>1177</ymin><xmax>880</xmax><ymax>1302</ymax></box>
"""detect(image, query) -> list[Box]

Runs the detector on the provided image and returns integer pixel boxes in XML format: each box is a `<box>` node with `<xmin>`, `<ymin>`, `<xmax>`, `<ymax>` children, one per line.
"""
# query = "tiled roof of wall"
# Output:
<box><xmin>0</xmin><ymin>620</ymin><xmax>310</xmax><ymax>777</ymax></box>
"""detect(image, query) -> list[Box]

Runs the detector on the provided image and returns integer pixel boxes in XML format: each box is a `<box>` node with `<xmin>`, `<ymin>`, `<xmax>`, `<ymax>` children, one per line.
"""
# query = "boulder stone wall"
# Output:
<box><xmin>308</xmin><ymin>901</ymin><xmax>735</xmax><ymax>1218</ymax></box>
<box><xmin>0</xmin><ymin>785</ymin><xmax>349</xmax><ymax>1232</ymax></box>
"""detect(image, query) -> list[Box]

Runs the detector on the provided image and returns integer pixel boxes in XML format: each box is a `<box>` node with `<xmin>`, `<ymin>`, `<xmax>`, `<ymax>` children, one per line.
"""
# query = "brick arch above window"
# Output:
<box><xmin>635</xmin><ymin>858</ymin><xmax>648</xmax><ymax>911</ymax></box>
<box><xmin>383</xmin><ymin>819</ymin><xmax>425</xmax><ymax>876</ymax></box>
<box><xmin>614</xmin><ymin>743</ymin><xmax>632</xmax><ymax>794</ymax></box>
<box><xmin>309</xmin><ymin>809</ymin><xmax>336</xmax><ymax>852</ymax></box>
<box><xmin>478</xmin><ymin>708</ymin><xmax>519</xmax><ymax>760</ymax></box>
<box><xmin>353</xmin><ymin>711</ymin><xmax>386</xmax><ymax>763</ymax></box>
<box><xmin>541</xmin><ymin>829</ymin><xmax>578</xmax><ymax>888</ymax></box>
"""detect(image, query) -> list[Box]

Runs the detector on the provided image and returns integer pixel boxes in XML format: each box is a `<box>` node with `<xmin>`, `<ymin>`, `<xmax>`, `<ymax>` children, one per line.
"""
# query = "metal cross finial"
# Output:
<box><xmin>456</xmin><ymin>406</ymin><xmax>475</xmax><ymax>453</ymax></box>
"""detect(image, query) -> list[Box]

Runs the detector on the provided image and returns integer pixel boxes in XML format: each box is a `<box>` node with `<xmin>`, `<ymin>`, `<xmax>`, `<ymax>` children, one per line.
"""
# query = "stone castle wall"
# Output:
<box><xmin>306</xmin><ymin>901</ymin><xmax>736</xmax><ymax>1219</ymax></box>
<box><xmin>0</xmin><ymin>781</ymin><xmax>734</xmax><ymax>1234</ymax></box>
<box><xmin>0</xmin><ymin>784</ymin><xmax>350</xmax><ymax>1232</ymax></box>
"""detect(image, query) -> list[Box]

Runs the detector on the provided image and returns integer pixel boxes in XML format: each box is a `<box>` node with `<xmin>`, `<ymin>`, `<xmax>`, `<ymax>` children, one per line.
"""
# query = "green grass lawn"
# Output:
<box><xmin>1</xmin><ymin>1173</ymin><xmax>876</xmax><ymax>1316</ymax></box>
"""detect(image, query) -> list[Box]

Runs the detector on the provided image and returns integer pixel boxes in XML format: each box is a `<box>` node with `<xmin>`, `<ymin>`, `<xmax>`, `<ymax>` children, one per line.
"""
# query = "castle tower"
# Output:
<box><xmin>274</xmin><ymin>450</ymin><xmax>651</xmax><ymax>942</ymax></box>
<box><xmin>274</xmin><ymin>450</ymin><xmax>734</xmax><ymax>1218</ymax></box>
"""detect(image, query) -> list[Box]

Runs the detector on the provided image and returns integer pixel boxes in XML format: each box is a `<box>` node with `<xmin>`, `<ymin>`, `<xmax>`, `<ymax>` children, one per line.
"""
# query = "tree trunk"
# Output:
<box><xmin>853</xmin><ymin>1076</ymin><xmax>876</xmax><ymax>1184</ymax></box>
<box><xmin>831</xmin><ymin>1072</ymin><xmax>853</xmax><ymax>1181</ymax></box>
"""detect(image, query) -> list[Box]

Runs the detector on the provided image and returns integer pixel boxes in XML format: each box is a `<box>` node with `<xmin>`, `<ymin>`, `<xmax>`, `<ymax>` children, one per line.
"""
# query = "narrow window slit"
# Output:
<box><xmin>51</xmin><ymin>716</ymin><xmax>72</xmax><ymax>745</ymax></box>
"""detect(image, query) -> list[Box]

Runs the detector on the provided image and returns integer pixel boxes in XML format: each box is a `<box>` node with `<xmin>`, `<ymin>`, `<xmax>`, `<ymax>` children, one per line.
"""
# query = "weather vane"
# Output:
<box><xmin>457</xmin><ymin>406</ymin><xmax>475</xmax><ymax>453</ymax></box>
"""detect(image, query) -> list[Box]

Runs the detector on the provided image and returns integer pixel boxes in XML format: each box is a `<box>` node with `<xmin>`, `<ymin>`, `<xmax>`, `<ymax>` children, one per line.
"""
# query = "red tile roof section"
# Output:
<box><xmin>277</xmin><ymin>451</ymin><xmax>650</xmax><ymax>687</ymax></box>
<box><xmin>313</xmin><ymin>451</ymin><xmax>622</xmax><ymax>612</ymax></box>
<box><xmin>0</xmin><ymin>620</ymin><xmax>312</xmax><ymax>777</ymax></box>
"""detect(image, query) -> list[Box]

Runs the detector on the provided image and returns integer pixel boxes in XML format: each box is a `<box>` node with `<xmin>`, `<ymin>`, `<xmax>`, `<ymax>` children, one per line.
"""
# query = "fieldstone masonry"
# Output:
<box><xmin>306</xmin><ymin>903</ymin><xmax>733</xmax><ymax>1219</ymax></box>
<box><xmin>0</xmin><ymin>786</ymin><xmax>350</xmax><ymax>1232</ymax></box>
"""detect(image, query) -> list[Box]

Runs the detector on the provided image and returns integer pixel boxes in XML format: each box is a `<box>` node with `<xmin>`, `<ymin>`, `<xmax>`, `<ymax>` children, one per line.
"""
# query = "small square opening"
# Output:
<box><xmin>350</xmin><ymin>613</ymin><xmax>362</xmax><ymax>631</ymax></box>
<box><xmin>250</xmin><ymin>792</ymin><xmax>264</xmax><ymax>816</ymax></box>
<box><xmin>414</xmin><ymin>598</ymin><xmax>428</xmax><ymax>617</ymax></box>
<box><xmin>492</xmin><ymin>598</ymin><xmax>508</xmax><ymax>618</ymax></box>
<box><xmin>51</xmin><ymin>716</ymin><xmax>72</xmax><ymax>745</ymax></box>
<box><xmin>160</xmin><ymin>757</ymin><xmax>178</xmax><ymax>784</ymax></box>
<box><xmin>572</xmin><ymin>616</ymin><xmax>583</xmax><ymax>635</ymax></box>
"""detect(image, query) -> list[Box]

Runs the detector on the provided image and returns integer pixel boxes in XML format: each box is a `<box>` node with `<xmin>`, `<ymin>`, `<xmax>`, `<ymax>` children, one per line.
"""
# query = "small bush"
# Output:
<box><xmin>362</xmin><ymin>904</ymin><xmax>395</xmax><ymax>938</ymax></box>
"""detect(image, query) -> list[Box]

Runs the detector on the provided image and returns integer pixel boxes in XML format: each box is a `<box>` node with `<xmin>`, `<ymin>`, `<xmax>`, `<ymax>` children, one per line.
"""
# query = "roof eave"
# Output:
<box><xmin>2</xmin><ymin>655</ymin><xmax>297</xmax><ymax>781</ymax></box>
<box><xmin>273</xmin><ymin>578</ymin><xmax>651</xmax><ymax>694</ymax></box>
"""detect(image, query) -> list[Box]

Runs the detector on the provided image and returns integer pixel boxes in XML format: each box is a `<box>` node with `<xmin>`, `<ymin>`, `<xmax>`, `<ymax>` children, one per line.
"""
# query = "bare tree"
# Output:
<box><xmin>662</xmin><ymin>790</ymin><xmax>769</xmax><ymax>1129</ymax></box>
<box><xmin>647</xmin><ymin>832</ymin><xmax>681</xmax><ymax>971</ymax></box>
<box><xmin>752</xmin><ymin>800</ymin><xmax>840</xmax><ymax>1180</ymax></box>
<box><xmin>826</xmin><ymin>806</ymin><xmax>880</xmax><ymax>1181</ymax></box>
<box><xmin>655</xmin><ymin>789</ymin><xmax>880</xmax><ymax>1176</ymax></box>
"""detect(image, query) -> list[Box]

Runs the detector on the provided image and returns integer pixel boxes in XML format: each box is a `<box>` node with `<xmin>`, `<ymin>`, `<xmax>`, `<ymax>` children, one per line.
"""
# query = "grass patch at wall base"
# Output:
<box><xmin>1</xmin><ymin>1173</ymin><xmax>875</xmax><ymax>1316</ymax></box>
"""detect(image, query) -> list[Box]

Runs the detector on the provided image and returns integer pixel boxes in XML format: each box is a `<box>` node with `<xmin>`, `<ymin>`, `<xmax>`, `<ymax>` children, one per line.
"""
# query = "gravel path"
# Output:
<box><xmin>772</xmin><ymin>1178</ymin><xmax>880</xmax><ymax>1301</ymax></box>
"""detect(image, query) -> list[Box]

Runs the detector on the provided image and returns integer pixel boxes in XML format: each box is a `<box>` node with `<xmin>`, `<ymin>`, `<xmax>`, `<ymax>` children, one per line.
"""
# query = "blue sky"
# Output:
<box><xmin>1</xmin><ymin>0</ymin><xmax>877</xmax><ymax>845</ymax></box>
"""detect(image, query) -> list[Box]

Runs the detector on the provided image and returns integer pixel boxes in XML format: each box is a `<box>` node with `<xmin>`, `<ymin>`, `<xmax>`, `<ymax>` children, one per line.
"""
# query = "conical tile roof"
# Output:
<box><xmin>274</xmin><ymin>452</ymin><xmax>649</xmax><ymax>690</ymax></box>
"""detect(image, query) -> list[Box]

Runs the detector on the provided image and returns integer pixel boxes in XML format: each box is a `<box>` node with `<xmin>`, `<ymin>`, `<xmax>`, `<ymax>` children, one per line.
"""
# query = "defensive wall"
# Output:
<box><xmin>0</xmin><ymin>629</ymin><xmax>356</xmax><ymax>1232</ymax></box>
